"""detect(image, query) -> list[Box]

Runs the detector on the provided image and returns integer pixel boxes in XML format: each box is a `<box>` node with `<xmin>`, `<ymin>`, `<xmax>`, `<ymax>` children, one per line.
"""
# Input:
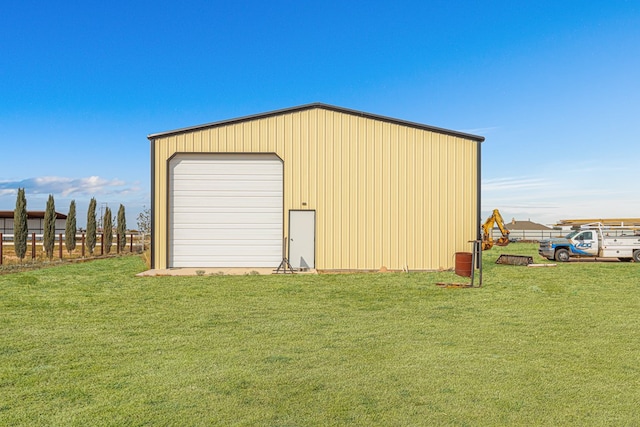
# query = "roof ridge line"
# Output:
<box><xmin>147</xmin><ymin>103</ymin><xmax>485</xmax><ymax>142</ymax></box>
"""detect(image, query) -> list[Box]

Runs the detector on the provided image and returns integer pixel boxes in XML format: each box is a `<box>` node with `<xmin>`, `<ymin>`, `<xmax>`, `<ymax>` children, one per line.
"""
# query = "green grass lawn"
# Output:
<box><xmin>1</xmin><ymin>244</ymin><xmax>639</xmax><ymax>426</ymax></box>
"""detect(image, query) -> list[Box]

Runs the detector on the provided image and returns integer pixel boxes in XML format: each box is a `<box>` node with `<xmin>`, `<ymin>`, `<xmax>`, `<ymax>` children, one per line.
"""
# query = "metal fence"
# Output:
<box><xmin>493</xmin><ymin>230</ymin><xmax>565</xmax><ymax>242</ymax></box>
<box><xmin>493</xmin><ymin>228</ymin><xmax>637</xmax><ymax>242</ymax></box>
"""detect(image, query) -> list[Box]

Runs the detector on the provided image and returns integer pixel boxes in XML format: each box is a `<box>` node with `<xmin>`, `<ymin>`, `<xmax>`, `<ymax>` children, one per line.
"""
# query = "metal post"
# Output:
<box><xmin>116</xmin><ymin>233</ymin><xmax>120</xmax><ymax>254</ymax></box>
<box><xmin>82</xmin><ymin>233</ymin><xmax>85</xmax><ymax>258</ymax></box>
<box><xmin>32</xmin><ymin>233</ymin><xmax>36</xmax><ymax>260</ymax></box>
<box><xmin>0</xmin><ymin>233</ymin><xmax>3</xmax><ymax>265</ymax></box>
<box><xmin>130</xmin><ymin>233</ymin><xmax>133</xmax><ymax>252</ymax></box>
<box><xmin>470</xmin><ymin>244</ymin><xmax>476</xmax><ymax>287</ymax></box>
<box><xmin>59</xmin><ymin>233</ymin><xmax>63</xmax><ymax>259</ymax></box>
<box><xmin>100</xmin><ymin>233</ymin><xmax>104</xmax><ymax>255</ymax></box>
<box><xmin>477</xmin><ymin>240</ymin><xmax>483</xmax><ymax>287</ymax></box>
<box><xmin>468</xmin><ymin>240</ymin><xmax>483</xmax><ymax>287</ymax></box>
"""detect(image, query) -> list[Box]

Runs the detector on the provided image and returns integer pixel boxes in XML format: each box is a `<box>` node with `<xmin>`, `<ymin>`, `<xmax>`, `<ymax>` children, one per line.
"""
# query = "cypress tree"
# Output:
<box><xmin>65</xmin><ymin>200</ymin><xmax>77</xmax><ymax>254</ymax></box>
<box><xmin>117</xmin><ymin>204</ymin><xmax>126</xmax><ymax>252</ymax></box>
<box><xmin>104</xmin><ymin>207</ymin><xmax>113</xmax><ymax>254</ymax></box>
<box><xmin>43</xmin><ymin>194</ymin><xmax>56</xmax><ymax>260</ymax></box>
<box><xmin>87</xmin><ymin>198</ymin><xmax>97</xmax><ymax>255</ymax></box>
<box><xmin>14</xmin><ymin>188</ymin><xmax>28</xmax><ymax>262</ymax></box>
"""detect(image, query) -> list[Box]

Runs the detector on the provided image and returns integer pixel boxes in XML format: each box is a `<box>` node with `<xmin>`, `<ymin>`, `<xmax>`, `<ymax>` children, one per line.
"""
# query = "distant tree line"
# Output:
<box><xmin>11</xmin><ymin>188</ymin><xmax>133</xmax><ymax>262</ymax></box>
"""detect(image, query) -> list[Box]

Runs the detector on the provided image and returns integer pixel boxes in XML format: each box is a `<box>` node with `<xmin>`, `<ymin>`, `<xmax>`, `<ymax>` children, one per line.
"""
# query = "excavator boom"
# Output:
<box><xmin>482</xmin><ymin>209</ymin><xmax>510</xmax><ymax>250</ymax></box>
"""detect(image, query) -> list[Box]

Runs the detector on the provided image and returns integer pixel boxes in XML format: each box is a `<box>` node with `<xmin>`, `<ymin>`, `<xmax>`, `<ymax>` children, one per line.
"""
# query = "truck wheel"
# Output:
<box><xmin>555</xmin><ymin>248</ymin><xmax>570</xmax><ymax>262</ymax></box>
<box><xmin>633</xmin><ymin>250</ymin><xmax>640</xmax><ymax>263</ymax></box>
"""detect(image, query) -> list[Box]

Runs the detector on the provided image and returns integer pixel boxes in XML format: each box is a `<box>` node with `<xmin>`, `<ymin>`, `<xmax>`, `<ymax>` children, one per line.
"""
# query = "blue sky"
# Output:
<box><xmin>1</xmin><ymin>0</ymin><xmax>639</xmax><ymax>227</ymax></box>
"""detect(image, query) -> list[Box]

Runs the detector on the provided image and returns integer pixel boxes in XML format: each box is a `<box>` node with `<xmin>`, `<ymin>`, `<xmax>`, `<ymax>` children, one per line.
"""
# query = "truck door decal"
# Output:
<box><xmin>575</xmin><ymin>242</ymin><xmax>592</xmax><ymax>249</ymax></box>
<box><xmin>574</xmin><ymin>231</ymin><xmax>598</xmax><ymax>256</ymax></box>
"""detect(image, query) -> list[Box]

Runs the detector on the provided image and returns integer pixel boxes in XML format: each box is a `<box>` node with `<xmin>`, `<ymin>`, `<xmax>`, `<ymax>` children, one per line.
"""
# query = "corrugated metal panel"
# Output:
<box><xmin>151</xmin><ymin>106</ymin><xmax>479</xmax><ymax>271</ymax></box>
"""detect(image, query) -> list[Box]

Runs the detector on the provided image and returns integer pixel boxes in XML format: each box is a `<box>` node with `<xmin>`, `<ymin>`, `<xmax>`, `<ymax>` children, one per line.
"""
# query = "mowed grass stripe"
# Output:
<box><xmin>1</xmin><ymin>244</ymin><xmax>639</xmax><ymax>426</ymax></box>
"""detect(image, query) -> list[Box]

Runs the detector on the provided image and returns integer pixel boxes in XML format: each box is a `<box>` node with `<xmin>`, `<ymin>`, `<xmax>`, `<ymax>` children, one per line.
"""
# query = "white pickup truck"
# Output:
<box><xmin>538</xmin><ymin>223</ymin><xmax>640</xmax><ymax>262</ymax></box>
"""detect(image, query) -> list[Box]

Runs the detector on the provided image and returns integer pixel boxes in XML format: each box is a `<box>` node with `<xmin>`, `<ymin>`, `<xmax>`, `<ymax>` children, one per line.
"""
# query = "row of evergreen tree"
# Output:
<box><xmin>12</xmin><ymin>188</ymin><xmax>127</xmax><ymax>262</ymax></box>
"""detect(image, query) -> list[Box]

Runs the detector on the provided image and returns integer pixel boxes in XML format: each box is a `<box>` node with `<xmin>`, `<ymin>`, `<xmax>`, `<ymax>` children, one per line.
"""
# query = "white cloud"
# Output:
<box><xmin>482</xmin><ymin>166</ymin><xmax>640</xmax><ymax>225</ymax></box>
<box><xmin>0</xmin><ymin>176</ymin><xmax>149</xmax><ymax>228</ymax></box>
<box><xmin>0</xmin><ymin>176</ymin><xmax>133</xmax><ymax>197</ymax></box>
<box><xmin>482</xmin><ymin>177</ymin><xmax>548</xmax><ymax>192</ymax></box>
<box><xmin>459</xmin><ymin>126</ymin><xmax>501</xmax><ymax>135</ymax></box>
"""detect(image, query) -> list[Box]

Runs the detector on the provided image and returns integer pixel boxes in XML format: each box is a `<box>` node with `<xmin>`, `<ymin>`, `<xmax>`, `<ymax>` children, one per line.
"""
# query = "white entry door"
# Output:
<box><xmin>289</xmin><ymin>210</ymin><xmax>315</xmax><ymax>269</ymax></box>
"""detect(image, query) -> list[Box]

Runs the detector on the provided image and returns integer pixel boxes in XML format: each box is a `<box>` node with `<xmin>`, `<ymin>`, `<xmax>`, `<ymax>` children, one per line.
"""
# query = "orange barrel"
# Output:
<box><xmin>455</xmin><ymin>252</ymin><xmax>473</xmax><ymax>277</ymax></box>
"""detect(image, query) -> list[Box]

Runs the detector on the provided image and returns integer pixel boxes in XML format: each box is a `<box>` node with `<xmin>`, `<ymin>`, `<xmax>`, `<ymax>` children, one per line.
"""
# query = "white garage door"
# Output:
<box><xmin>169</xmin><ymin>153</ymin><xmax>283</xmax><ymax>267</ymax></box>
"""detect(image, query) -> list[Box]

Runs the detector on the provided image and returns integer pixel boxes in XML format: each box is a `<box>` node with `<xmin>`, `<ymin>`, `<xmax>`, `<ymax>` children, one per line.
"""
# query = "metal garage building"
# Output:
<box><xmin>147</xmin><ymin>103</ymin><xmax>484</xmax><ymax>271</ymax></box>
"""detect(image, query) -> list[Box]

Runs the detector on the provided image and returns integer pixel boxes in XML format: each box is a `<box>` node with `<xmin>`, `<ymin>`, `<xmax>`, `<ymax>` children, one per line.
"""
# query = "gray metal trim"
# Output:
<box><xmin>477</xmin><ymin>139</ymin><xmax>483</xmax><ymax>285</ymax></box>
<box><xmin>147</xmin><ymin>103</ymin><xmax>485</xmax><ymax>142</ymax></box>
<box><xmin>477</xmin><ymin>140</ymin><xmax>482</xmax><ymax>242</ymax></box>
<box><xmin>150</xmin><ymin>139</ymin><xmax>156</xmax><ymax>269</ymax></box>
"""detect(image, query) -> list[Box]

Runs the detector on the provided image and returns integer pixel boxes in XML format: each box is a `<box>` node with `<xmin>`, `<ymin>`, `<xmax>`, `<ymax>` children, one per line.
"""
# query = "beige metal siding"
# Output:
<box><xmin>152</xmin><ymin>107</ymin><xmax>479</xmax><ymax>271</ymax></box>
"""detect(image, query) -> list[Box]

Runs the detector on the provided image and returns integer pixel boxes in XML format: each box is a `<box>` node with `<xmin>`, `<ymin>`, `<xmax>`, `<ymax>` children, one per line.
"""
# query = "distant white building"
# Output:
<box><xmin>0</xmin><ymin>211</ymin><xmax>67</xmax><ymax>236</ymax></box>
<box><xmin>502</xmin><ymin>218</ymin><xmax>561</xmax><ymax>241</ymax></box>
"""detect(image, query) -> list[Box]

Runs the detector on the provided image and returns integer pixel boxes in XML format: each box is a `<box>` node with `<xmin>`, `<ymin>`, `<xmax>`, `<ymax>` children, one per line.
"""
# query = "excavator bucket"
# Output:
<box><xmin>495</xmin><ymin>237</ymin><xmax>510</xmax><ymax>247</ymax></box>
<box><xmin>495</xmin><ymin>254</ymin><xmax>533</xmax><ymax>266</ymax></box>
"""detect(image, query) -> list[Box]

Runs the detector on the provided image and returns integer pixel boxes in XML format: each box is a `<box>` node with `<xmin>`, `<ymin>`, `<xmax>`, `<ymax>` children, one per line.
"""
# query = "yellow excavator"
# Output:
<box><xmin>482</xmin><ymin>209</ymin><xmax>510</xmax><ymax>250</ymax></box>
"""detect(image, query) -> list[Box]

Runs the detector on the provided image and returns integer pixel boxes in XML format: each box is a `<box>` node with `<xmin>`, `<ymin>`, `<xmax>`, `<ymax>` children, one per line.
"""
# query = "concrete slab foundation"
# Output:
<box><xmin>136</xmin><ymin>267</ymin><xmax>317</xmax><ymax>277</ymax></box>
